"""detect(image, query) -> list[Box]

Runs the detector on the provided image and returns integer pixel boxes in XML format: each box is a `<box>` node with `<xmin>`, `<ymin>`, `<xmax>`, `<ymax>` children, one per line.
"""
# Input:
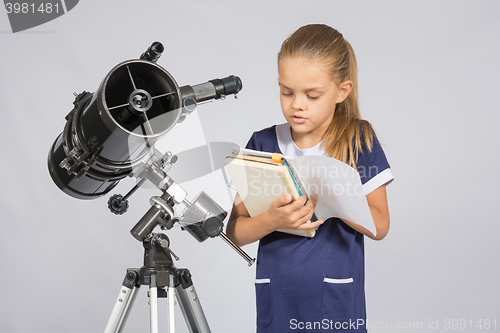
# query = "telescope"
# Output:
<box><xmin>47</xmin><ymin>42</ymin><xmax>252</xmax><ymax>333</ymax></box>
<box><xmin>48</xmin><ymin>41</ymin><xmax>241</xmax><ymax>200</ymax></box>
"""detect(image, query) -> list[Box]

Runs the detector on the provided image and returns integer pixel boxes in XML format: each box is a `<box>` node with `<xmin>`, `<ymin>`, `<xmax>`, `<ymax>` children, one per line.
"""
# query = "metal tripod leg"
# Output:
<box><xmin>149</xmin><ymin>270</ymin><xmax>209</xmax><ymax>333</ymax></box>
<box><xmin>168</xmin><ymin>272</ymin><xmax>176</xmax><ymax>333</ymax></box>
<box><xmin>150</xmin><ymin>273</ymin><xmax>159</xmax><ymax>333</ymax></box>
<box><xmin>103</xmin><ymin>270</ymin><xmax>141</xmax><ymax>333</ymax></box>
<box><xmin>176</xmin><ymin>270</ymin><xmax>211</xmax><ymax>333</ymax></box>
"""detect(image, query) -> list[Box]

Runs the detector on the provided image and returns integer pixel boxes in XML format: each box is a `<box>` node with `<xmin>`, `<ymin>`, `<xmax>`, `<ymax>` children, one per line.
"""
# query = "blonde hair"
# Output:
<box><xmin>278</xmin><ymin>24</ymin><xmax>373</xmax><ymax>169</ymax></box>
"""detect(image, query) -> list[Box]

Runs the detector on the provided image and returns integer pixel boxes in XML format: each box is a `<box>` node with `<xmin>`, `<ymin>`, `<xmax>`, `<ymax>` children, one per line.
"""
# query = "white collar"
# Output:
<box><xmin>275</xmin><ymin>123</ymin><xmax>326</xmax><ymax>158</ymax></box>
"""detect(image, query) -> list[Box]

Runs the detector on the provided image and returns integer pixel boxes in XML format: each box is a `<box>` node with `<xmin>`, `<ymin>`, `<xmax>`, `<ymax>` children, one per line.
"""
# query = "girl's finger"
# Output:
<box><xmin>298</xmin><ymin>220</ymin><xmax>324</xmax><ymax>230</ymax></box>
<box><xmin>277</xmin><ymin>194</ymin><xmax>293</xmax><ymax>207</ymax></box>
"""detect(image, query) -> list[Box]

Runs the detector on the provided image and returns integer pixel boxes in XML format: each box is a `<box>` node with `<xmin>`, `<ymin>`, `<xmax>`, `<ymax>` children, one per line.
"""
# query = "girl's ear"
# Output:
<box><xmin>336</xmin><ymin>80</ymin><xmax>353</xmax><ymax>103</ymax></box>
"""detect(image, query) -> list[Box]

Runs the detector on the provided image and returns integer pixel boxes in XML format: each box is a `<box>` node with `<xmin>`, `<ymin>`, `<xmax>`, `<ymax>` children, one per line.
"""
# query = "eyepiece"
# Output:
<box><xmin>209</xmin><ymin>75</ymin><xmax>242</xmax><ymax>99</ymax></box>
<box><xmin>221</xmin><ymin>75</ymin><xmax>242</xmax><ymax>95</ymax></box>
<box><xmin>140</xmin><ymin>42</ymin><xmax>164</xmax><ymax>63</ymax></box>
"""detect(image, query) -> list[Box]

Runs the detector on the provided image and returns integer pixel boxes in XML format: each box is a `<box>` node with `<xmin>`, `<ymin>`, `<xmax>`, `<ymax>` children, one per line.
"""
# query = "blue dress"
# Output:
<box><xmin>246</xmin><ymin>124</ymin><xmax>394</xmax><ymax>332</ymax></box>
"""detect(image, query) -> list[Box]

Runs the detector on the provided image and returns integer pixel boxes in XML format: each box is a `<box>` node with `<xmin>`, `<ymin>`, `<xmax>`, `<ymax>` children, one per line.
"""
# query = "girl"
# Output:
<box><xmin>226</xmin><ymin>24</ymin><xmax>394</xmax><ymax>332</ymax></box>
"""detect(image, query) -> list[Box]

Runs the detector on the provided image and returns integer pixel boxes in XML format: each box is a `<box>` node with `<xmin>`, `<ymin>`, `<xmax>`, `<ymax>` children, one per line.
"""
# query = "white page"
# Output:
<box><xmin>291</xmin><ymin>155</ymin><xmax>376</xmax><ymax>235</ymax></box>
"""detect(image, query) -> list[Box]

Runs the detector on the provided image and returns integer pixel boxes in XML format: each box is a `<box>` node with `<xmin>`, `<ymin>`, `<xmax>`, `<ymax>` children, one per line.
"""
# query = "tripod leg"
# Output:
<box><xmin>167</xmin><ymin>272</ymin><xmax>176</xmax><ymax>333</ymax></box>
<box><xmin>103</xmin><ymin>270</ymin><xmax>141</xmax><ymax>333</ymax></box>
<box><xmin>176</xmin><ymin>270</ymin><xmax>211</xmax><ymax>333</ymax></box>
<box><xmin>149</xmin><ymin>273</ymin><xmax>159</xmax><ymax>333</ymax></box>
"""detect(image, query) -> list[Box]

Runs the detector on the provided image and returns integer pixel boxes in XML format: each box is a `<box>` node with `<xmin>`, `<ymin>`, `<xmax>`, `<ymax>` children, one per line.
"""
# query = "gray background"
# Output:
<box><xmin>1</xmin><ymin>1</ymin><xmax>499</xmax><ymax>332</ymax></box>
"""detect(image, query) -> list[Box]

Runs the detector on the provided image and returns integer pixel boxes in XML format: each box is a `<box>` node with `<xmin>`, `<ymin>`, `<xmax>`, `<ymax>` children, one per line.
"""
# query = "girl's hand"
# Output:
<box><xmin>264</xmin><ymin>194</ymin><xmax>324</xmax><ymax>231</ymax></box>
<box><xmin>226</xmin><ymin>193</ymin><xmax>324</xmax><ymax>247</ymax></box>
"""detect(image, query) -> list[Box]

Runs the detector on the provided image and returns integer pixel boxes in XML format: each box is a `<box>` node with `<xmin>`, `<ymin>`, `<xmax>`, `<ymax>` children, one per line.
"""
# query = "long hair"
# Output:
<box><xmin>278</xmin><ymin>24</ymin><xmax>373</xmax><ymax>169</ymax></box>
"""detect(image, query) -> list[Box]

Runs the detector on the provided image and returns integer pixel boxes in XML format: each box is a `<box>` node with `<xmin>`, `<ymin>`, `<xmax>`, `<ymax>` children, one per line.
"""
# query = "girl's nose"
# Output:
<box><xmin>292</xmin><ymin>96</ymin><xmax>305</xmax><ymax>110</ymax></box>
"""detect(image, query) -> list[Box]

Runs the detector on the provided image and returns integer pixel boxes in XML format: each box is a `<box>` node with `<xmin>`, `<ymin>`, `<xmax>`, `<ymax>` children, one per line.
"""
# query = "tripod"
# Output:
<box><xmin>103</xmin><ymin>233</ymin><xmax>211</xmax><ymax>333</ymax></box>
<box><xmin>103</xmin><ymin>186</ymin><xmax>254</xmax><ymax>333</ymax></box>
<box><xmin>99</xmin><ymin>143</ymin><xmax>255</xmax><ymax>333</ymax></box>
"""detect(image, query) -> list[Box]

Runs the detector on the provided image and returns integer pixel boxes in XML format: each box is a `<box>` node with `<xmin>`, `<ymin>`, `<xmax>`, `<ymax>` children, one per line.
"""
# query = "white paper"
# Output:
<box><xmin>291</xmin><ymin>155</ymin><xmax>376</xmax><ymax>235</ymax></box>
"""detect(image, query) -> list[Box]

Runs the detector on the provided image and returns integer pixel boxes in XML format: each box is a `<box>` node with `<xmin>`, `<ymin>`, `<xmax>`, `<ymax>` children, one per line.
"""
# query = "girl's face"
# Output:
<box><xmin>278</xmin><ymin>56</ymin><xmax>350</xmax><ymax>147</ymax></box>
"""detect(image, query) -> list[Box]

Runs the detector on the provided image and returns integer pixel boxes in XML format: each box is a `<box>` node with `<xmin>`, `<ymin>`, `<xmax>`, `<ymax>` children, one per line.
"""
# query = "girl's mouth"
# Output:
<box><xmin>292</xmin><ymin>115</ymin><xmax>306</xmax><ymax>124</ymax></box>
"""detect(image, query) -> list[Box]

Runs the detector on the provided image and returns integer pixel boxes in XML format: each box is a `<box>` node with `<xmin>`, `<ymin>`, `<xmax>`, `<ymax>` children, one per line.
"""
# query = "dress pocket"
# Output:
<box><xmin>255</xmin><ymin>278</ymin><xmax>273</xmax><ymax>329</ymax></box>
<box><xmin>321</xmin><ymin>277</ymin><xmax>355</xmax><ymax>326</ymax></box>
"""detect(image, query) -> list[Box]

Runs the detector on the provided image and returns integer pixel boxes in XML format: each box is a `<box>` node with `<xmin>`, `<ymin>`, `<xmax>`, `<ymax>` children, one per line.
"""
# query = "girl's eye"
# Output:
<box><xmin>308</xmin><ymin>95</ymin><xmax>320</xmax><ymax>100</ymax></box>
<box><xmin>282</xmin><ymin>92</ymin><xmax>293</xmax><ymax>97</ymax></box>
